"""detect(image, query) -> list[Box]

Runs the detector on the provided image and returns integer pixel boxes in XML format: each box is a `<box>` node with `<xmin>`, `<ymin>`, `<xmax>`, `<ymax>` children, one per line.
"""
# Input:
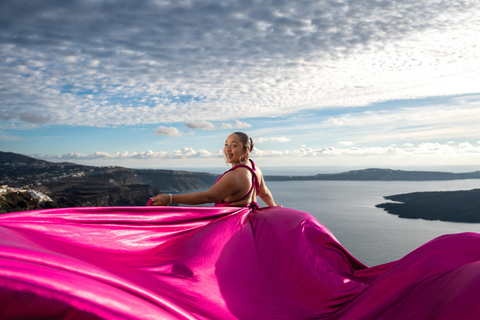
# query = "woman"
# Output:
<box><xmin>2</xmin><ymin>134</ymin><xmax>480</xmax><ymax>319</ymax></box>
<box><xmin>150</xmin><ymin>132</ymin><xmax>279</xmax><ymax>208</ymax></box>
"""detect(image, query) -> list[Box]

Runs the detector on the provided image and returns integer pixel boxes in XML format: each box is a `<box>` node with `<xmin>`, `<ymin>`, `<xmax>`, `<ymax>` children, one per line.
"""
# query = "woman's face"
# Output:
<box><xmin>224</xmin><ymin>134</ymin><xmax>245</xmax><ymax>165</ymax></box>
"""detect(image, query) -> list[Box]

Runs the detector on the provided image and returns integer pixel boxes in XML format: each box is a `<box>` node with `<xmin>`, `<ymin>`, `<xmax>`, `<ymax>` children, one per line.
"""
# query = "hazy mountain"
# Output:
<box><xmin>265</xmin><ymin>167</ymin><xmax>480</xmax><ymax>181</ymax></box>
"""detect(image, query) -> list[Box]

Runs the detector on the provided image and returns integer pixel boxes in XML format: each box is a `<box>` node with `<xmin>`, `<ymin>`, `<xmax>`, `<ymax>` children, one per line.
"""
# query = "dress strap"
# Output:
<box><xmin>215</xmin><ymin>160</ymin><xmax>257</xmax><ymax>183</ymax></box>
<box><xmin>214</xmin><ymin>159</ymin><xmax>259</xmax><ymax>206</ymax></box>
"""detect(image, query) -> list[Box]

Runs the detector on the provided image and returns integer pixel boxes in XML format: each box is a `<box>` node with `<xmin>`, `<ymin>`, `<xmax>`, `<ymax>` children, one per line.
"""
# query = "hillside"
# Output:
<box><xmin>0</xmin><ymin>151</ymin><xmax>219</xmax><ymax>213</ymax></box>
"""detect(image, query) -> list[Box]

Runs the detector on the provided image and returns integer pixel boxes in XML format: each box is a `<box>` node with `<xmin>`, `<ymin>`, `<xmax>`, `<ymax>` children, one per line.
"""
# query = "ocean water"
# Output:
<box><xmin>256</xmin><ymin>179</ymin><xmax>480</xmax><ymax>267</ymax></box>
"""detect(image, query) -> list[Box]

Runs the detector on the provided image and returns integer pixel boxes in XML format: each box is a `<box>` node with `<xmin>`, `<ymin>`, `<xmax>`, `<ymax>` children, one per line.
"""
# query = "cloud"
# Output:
<box><xmin>337</xmin><ymin>141</ymin><xmax>354</xmax><ymax>146</ymax></box>
<box><xmin>38</xmin><ymin>142</ymin><xmax>480</xmax><ymax>164</ymax></box>
<box><xmin>323</xmin><ymin>117</ymin><xmax>350</xmax><ymax>126</ymax></box>
<box><xmin>154</xmin><ymin>126</ymin><xmax>183</xmax><ymax>137</ymax></box>
<box><xmin>317</xmin><ymin>100</ymin><xmax>480</xmax><ymax>143</ymax></box>
<box><xmin>0</xmin><ymin>131</ymin><xmax>23</xmax><ymax>142</ymax></box>
<box><xmin>18</xmin><ymin>112</ymin><xmax>52</xmax><ymax>124</ymax></box>
<box><xmin>0</xmin><ymin>113</ymin><xmax>16</xmax><ymax>121</ymax></box>
<box><xmin>221</xmin><ymin>120</ymin><xmax>252</xmax><ymax>129</ymax></box>
<box><xmin>41</xmin><ymin>148</ymin><xmax>222</xmax><ymax>161</ymax></box>
<box><xmin>253</xmin><ymin>142</ymin><xmax>480</xmax><ymax>159</ymax></box>
<box><xmin>184</xmin><ymin>120</ymin><xmax>215</xmax><ymax>130</ymax></box>
<box><xmin>0</xmin><ymin>111</ymin><xmax>52</xmax><ymax>124</ymax></box>
<box><xmin>1</xmin><ymin>0</ymin><xmax>479</xmax><ymax>127</ymax></box>
<box><xmin>257</xmin><ymin>137</ymin><xmax>291</xmax><ymax>143</ymax></box>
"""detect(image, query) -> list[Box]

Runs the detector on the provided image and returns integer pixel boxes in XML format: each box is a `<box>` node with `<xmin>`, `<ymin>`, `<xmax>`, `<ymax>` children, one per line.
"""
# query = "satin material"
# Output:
<box><xmin>1</xmin><ymin>206</ymin><xmax>480</xmax><ymax>319</ymax></box>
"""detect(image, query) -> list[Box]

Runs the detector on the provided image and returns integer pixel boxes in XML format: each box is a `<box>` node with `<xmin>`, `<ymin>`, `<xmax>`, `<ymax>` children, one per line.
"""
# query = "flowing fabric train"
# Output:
<box><xmin>1</xmin><ymin>206</ymin><xmax>479</xmax><ymax>319</ymax></box>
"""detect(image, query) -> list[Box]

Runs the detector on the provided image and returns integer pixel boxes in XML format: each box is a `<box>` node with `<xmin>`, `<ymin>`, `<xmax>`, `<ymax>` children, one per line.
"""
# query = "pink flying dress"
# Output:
<box><xmin>1</xmin><ymin>205</ymin><xmax>480</xmax><ymax>319</ymax></box>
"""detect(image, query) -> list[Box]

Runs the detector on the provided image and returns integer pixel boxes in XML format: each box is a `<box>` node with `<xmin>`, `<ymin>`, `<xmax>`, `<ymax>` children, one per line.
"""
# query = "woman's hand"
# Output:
<box><xmin>150</xmin><ymin>194</ymin><xmax>172</xmax><ymax>206</ymax></box>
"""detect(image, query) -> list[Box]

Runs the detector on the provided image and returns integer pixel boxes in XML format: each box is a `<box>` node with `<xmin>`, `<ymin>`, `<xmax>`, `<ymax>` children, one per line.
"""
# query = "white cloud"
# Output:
<box><xmin>41</xmin><ymin>148</ymin><xmax>222</xmax><ymax>161</ymax></box>
<box><xmin>154</xmin><ymin>126</ymin><xmax>183</xmax><ymax>137</ymax></box>
<box><xmin>256</xmin><ymin>137</ymin><xmax>291</xmax><ymax>143</ymax></box>
<box><xmin>184</xmin><ymin>120</ymin><xmax>215</xmax><ymax>130</ymax></box>
<box><xmin>323</xmin><ymin>117</ymin><xmax>350</xmax><ymax>126</ymax></box>
<box><xmin>316</xmin><ymin>100</ymin><xmax>480</xmax><ymax>143</ymax></box>
<box><xmin>43</xmin><ymin>142</ymin><xmax>479</xmax><ymax>162</ymax></box>
<box><xmin>252</xmin><ymin>142</ymin><xmax>480</xmax><ymax>160</ymax></box>
<box><xmin>1</xmin><ymin>0</ymin><xmax>479</xmax><ymax>127</ymax></box>
<box><xmin>337</xmin><ymin>141</ymin><xmax>354</xmax><ymax>146</ymax></box>
<box><xmin>221</xmin><ymin>120</ymin><xmax>252</xmax><ymax>129</ymax></box>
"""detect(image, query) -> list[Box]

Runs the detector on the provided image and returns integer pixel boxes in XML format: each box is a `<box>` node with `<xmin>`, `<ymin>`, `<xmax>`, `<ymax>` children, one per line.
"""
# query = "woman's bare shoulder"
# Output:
<box><xmin>253</xmin><ymin>164</ymin><xmax>263</xmax><ymax>178</ymax></box>
<box><xmin>222</xmin><ymin>167</ymin><xmax>250</xmax><ymax>180</ymax></box>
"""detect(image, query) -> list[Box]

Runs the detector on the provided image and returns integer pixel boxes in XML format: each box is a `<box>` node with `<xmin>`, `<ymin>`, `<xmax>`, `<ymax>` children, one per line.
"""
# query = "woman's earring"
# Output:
<box><xmin>240</xmin><ymin>154</ymin><xmax>246</xmax><ymax>164</ymax></box>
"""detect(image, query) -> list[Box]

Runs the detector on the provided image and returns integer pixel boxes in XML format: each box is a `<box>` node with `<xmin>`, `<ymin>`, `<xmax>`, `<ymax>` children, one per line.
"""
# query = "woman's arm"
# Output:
<box><xmin>258</xmin><ymin>186</ymin><xmax>277</xmax><ymax>207</ymax></box>
<box><xmin>151</xmin><ymin>171</ymin><xmax>242</xmax><ymax>206</ymax></box>
<box><xmin>257</xmin><ymin>172</ymin><xmax>279</xmax><ymax>207</ymax></box>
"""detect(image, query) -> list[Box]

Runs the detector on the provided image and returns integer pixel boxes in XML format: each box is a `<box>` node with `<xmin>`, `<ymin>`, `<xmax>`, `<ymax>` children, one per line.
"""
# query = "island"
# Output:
<box><xmin>376</xmin><ymin>189</ymin><xmax>480</xmax><ymax>223</ymax></box>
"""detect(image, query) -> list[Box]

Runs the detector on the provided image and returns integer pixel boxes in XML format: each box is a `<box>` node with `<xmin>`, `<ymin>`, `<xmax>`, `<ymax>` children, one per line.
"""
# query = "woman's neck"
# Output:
<box><xmin>230</xmin><ymin>159</ymin><xmax>250</xmax><ymax>168</ymax></box>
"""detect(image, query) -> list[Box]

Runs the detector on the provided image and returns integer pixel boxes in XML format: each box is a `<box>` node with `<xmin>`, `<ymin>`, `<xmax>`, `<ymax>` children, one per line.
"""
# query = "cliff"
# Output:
<box><xmin>0</xmin><ymin>151</ymin><xmax>219</xmax><ymax>213</ymax></box>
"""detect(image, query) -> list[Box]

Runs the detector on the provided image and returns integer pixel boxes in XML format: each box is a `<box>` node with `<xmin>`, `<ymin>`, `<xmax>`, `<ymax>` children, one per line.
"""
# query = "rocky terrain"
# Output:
<box><xmin>0</xmin><ymin>151</ymin><xmax>219</xmax><ymax>213</ymax></box>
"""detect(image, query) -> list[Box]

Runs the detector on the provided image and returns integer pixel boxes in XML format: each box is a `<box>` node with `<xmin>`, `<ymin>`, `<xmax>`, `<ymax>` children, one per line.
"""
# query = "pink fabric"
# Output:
<box><xmin>1</xmin><ymin>206</ymin><xmax>480</xmax><ymax>319</ymax></box>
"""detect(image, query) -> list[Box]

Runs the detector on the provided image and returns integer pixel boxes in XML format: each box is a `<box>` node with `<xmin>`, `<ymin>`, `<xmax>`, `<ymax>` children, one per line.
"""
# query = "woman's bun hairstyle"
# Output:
<box><xmin>233</xmin><ymin>132</ymin><xmax>253</xmax><ymax>153</ymax></box>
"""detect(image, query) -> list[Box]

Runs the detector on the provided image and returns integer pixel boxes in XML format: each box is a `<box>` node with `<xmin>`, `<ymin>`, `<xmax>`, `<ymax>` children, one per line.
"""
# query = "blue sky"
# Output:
<box><xmin>1</xmin><ymin>0</ymin><xmax>479</xmax><ymax>171</ymax></box>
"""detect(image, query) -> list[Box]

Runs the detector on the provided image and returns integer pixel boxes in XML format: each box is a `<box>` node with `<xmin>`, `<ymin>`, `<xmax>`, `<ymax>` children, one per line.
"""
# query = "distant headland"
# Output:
<box><xmin>264</xmin><ymin>167</ymin><xmax>480</xmax><ymax>181</ymax></box>
<box><xmin>376</xmin><ymin>189</ymin><xmax>480</xmax><ymax>223</ymax></box>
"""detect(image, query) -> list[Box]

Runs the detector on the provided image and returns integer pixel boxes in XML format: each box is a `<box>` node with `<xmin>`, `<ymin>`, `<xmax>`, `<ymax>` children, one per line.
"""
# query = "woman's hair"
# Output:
<box><xmin>232</xmin><ymin>132</ymin><xmax>254</xmax><ymax>155</ymax></box>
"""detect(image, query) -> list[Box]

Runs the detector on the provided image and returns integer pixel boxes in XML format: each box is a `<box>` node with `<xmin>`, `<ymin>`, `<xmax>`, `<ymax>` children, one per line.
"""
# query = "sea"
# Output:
<box><xmin>175</xmin><ymin>165</ymin><xmax>480</xmax><ymax>267</ymax></box>
<box><xmin>260</xmin><ymin>179</ymin><xmax>480</xmax><ymax>267</ymax></box>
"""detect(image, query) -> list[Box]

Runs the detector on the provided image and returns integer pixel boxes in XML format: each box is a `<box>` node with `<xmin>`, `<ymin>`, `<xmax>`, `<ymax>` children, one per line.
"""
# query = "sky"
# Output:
<box><xmin>1</xmin><ymin>0</ymin><xmax>480</xmax><ymax>172</ymax></box>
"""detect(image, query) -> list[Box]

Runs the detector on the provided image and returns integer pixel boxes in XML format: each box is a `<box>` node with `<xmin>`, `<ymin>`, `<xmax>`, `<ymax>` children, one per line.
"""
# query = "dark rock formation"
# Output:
<box><xmin>376</xmin><ymin>189</ymin><xmax>480</xmax><ymax>223</ymax></box>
